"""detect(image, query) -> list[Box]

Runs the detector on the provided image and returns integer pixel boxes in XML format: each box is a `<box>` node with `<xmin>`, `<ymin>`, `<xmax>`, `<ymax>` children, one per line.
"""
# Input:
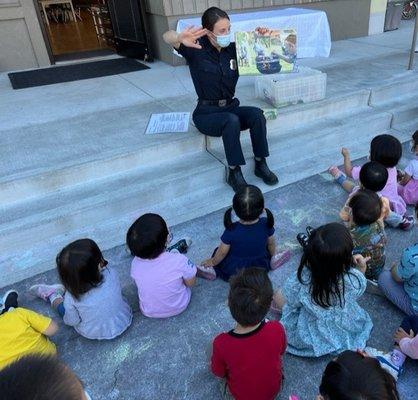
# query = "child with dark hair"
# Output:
<box><xmin>366</xmin><ymin>315</ymin><xmax>418</xmax><ymax>381</ymax></box>
<box><xmin>0</xmin><ymin>354</ymin><xmax>92</xmax><ymax>399</ymax></box>
<box><xmin>316</xmin><ymin>350</ymin><xmax>400</xmax><ymax>400</ymax></box>
<box><xmin>128</xmin><ymin>213</ymin><xmax>214</xmax><ymax>318</ymax></box>
<box><xmin>348</xmin><ymin>189</ymin><xmax>387</xmax><ymax>282</ymax></box>
<box><xmin>329</xmin><ymin>134</ymin><xmax>414</xmax><ymax>230</ymax></box>
<box><xmin>202</xmin><ymin>185</ymin><xmax>290</xmax><ymax>281</ymax></box>
<box><xmin>378</xmin><ymin>243</ymin><xmax>418</xmax><ymax>316</ymax></box>
<box><xmin>275</xmin><ymin>223</ymin><xmax>372</xmax><ymax>357</ymax></box>
<box><xmin>398</xmin><ymin>130</ymin><xmax>418</xmax><ymax>205</ymax></box>
<box><xmin>30</xmin><ymin>238</ymin><xmax>132</xmax><ymax>340</ymax></box>
<box><xmin>211</xmin><ymin>268</ymin><xmax>287</xmax><ymax>400</ymax></box>
<box><xmin>0</xmin><ymin>291</ymin><xmax>58</xmax><ymax>370</ymax></box>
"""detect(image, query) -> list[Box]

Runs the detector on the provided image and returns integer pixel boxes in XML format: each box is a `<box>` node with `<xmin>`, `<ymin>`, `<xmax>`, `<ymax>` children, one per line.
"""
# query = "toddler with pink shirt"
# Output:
<box><xmin>329</xmin><ymin>134</ymin><xmax>414</xmax><ymax>230</ymax></box>
<box><xmin>127</xmin><ymin>213</ymin><xmax>215</xmax><ymax>319</ymax></box>
<box><xmin>398</xmin><ymin>130</ymin><xmax>418</xmax><ymax>206</ymax></box>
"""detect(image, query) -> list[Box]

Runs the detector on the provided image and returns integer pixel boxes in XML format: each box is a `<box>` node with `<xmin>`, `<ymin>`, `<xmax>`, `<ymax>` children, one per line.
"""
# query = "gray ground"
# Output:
<box><xmin>5</xmin><ymin>144</ymin><xmax>417</xmax><ymax>400</ymax></box>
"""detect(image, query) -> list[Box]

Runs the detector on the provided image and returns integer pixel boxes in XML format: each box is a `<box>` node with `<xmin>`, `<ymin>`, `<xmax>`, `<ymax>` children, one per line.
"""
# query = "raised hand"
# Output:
<box><xmin>178</xmin><ymin>26</ymin><xmax>208</xmax><ymax>49</ymax></box>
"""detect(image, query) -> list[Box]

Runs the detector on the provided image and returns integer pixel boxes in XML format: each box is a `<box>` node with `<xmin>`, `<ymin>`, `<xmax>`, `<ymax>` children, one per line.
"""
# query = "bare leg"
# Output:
<box><xmin>272</xmin><ymin>290</ymin><xmax>286</xmax><ymax>312</ymax></box>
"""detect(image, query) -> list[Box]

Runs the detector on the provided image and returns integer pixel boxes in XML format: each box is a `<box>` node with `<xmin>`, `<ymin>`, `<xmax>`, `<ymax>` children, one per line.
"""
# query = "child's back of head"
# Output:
<box><xmin>126</xmin><ymin>213</ymin><xmax>169</xmax><ymax>259</ymax></box>
<box><xmin>348</xmin><ymin>189</ymin><xmax>382</xmax><ymax>226</ymax></box>
<box><xmin>298</xmin><ymin>223</ymin><xmax>353</xmax><ymax>308</ymax></box>
<box><xmin>319</xmin><ymin>350</ymin><xmax>399</xmax><ymax>400</ymax></box>
<box><xmin>0</xmin><ymin>354</ymin><xmax>89</xmax><ymax>400</ymax></box>
<box><xmin>224</xmin><ymin>185</ymin><xmax>274</xmax><ymax>229</ymax></box>
<box><xmin>57</xmin><ymin>238</ymin><xmax>105</xmax><ymax>300</ymax></box>
<box><xmin>370</xmin><ymin>134</ymin><xmax>402</xmax><ymax>168</ymax></box>
<box><xmin>359</xmin><ymin>161</ymin><xmax>388</xmax><ymax>192</ymax></box>
<box><xmin>228</xmin><ymin>267</ymin><xmax>273</xmax><ymax>327</ymax></box>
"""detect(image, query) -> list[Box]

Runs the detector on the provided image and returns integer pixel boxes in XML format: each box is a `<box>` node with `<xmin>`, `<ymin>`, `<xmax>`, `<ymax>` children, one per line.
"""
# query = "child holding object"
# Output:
<box><xmin>366</xmin><ymin>315</ymin><xmax>418</xmax><ymax>381</ymax></box>
<box><xmin>30</xmin><ymin>238</ymin><xmax>132</xmax><ymax>340</ymax></box>
<box><xmin>210</xmin><ymin>268</ymin><xmax>287</xmax><ymax>400</ymax></box>
<box><xmin>202</xmin><ymin>185</ymin><xmax>290</xmax><ymax>281</ymax></box>
<box><xmin>128</xmin><ymin>213</ymin><xmax>215</xmax><ymax>319</ymax></box>
<box><xmin>0</xmin><ymin>290</ymin><xmax>58</xmax><ymax>370</ymax></box>
<box><xmin>378</xmin><ymin>243</ymin><xmax>418</xmax><ymax>316</ymax></box>
<box><xmin>329</xmin><ymin>134</ymin><xmax>414</xmax><ymax>230</ymax></box>
<box><xmin>398</xmin><ymin>130</ymin><xmax>418</xmax><ymax>205</ymax></box>
<box><xmin>275</xmin><ymin>223</ymin><xmax>373</xmax><ymax>357</ymax></box>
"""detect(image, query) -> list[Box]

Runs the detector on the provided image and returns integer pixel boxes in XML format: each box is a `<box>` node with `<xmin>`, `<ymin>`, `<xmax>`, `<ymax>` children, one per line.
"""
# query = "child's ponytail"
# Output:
<box><xmin>224</xmin><ymin>208</ymin><xmax>234</xmax><ymax>230</ymax></box>
<box><xmin>265</xmin><ymin>208</ymin><xmax>275</xmax><ymax>229</ymax></box>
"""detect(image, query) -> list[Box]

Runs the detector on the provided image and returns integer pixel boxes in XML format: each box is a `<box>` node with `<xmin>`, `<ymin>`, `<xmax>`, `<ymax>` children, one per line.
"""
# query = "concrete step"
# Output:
<box><xmin>0</xmin><ymin>101</ymin><xmax>204</xmax><ymax>207</ymax></box>
<box><xmin>369</xmin><ymin>76</ymin><xmax>418</xmax><ymax>107</ymax></box>
<box><xmin>0</xmin><ymin>151</ymin><xmax>227</xmax><ymax>287</ymax></box>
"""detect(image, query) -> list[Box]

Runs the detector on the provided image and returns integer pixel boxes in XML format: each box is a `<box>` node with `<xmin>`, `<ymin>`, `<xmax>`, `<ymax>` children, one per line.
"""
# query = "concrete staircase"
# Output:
<box><xmin>1</xmin><ymin>74</ymin><xmax>417</xmax><ymax>287</ymax></box>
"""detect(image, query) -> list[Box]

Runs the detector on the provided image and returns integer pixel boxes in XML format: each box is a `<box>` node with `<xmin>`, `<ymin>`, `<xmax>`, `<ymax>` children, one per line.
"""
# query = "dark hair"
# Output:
<box><xmin>348</xmin><ymin>189</ymin><xmax>382</xmax><ymax>226</ymax></box>
<box><xmin>224</xmin><ymin>185</ymin><xmax>274</xmax><ymax>230</ymax></box>
<box><xmin>370</xmin><ymin>134</ymin><xmax>402</xmax><ymax>168</ymax></box>
<box><xmin>319</xmin><ymin>350</ymin><xmax>400</xmax><ymax>400</ymax></box>
<box><xmin>359</xmin><ymin>161</ymin><xmax>388</xmax><ymax>192</ymax></box>
<box><xmin>126</xmin><ymin>213</ymin><xmax>169</xmax><ymax>259</ymax></box>
<box><xmin>412</xmin><ymin>130</ymin><xmax>418</xmax><ymax>152</ymax></box>
<box><xmin>228</xmin><ymin>268</ymin><xmax>273</xmax><ymax>326</ymax></box>
<box><xmin>298</xmin><ymin>223</ymin><xmax>353</xmax><ymax>308</ymax></box>
<box><xmin>56</xmin><ymin>239</ymin><xmax>105</xmax><ymax>300</ymax></box>
<box><xmin>0</xmin><ymin>355</ymin><xmax>87</xmax><ymax>400</ymax></box>
<box><xmin>201</xmin><ymin>7</ymin><xmax>229</xmax><ymax>31</ymax></box>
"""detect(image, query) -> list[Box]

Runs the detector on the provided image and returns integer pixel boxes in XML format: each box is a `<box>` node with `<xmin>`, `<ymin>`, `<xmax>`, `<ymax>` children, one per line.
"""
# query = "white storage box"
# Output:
<box><xmin>255</xmin><ymin>67</ymin><xmax>327</xmax><ymax>108</ymax></box>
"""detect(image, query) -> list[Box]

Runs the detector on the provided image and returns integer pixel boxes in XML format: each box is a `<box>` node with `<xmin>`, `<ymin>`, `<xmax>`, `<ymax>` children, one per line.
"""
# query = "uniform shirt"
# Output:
<box><xmin>0</xmin><ymin>307</ymin><xmax>56</xmax><ymax>370</ymax></box>
<box><xmin>175</xmin><ymin>36</ymin><xmax>239</xmax><ymax>100</ymax></box>
<box><xmin>211</xmin><ymin>320</ymin><xmax>287</xmax><ymax>400</ymax></box>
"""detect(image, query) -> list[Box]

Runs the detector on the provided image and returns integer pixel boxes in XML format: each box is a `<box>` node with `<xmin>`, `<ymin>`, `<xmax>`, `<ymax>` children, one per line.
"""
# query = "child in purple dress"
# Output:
<box><xmin>398</xmin><ymin>130</ymin><xmax>418</xmax><ymax>206</ymax></box>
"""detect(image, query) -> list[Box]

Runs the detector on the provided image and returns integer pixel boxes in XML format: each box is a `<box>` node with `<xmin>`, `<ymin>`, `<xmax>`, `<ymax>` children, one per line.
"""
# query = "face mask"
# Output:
<box><xmin>216</xmin><ymin>33</ymin><xmax>231</xmax><ymax>48</ymax></box>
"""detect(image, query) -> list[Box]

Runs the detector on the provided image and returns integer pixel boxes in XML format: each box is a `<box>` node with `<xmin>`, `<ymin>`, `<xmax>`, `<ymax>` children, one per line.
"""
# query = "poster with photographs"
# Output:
<box><xmin>235</xmin><ymin>28</ymin><xmax>297</xmax><ymax>76</ymax></box>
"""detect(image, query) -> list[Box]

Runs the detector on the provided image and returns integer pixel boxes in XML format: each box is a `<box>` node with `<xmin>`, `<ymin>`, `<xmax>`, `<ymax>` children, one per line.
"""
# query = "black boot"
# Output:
<box><xmin>227</xmin><ymin>166</ymin><xmax>247</xmax><ymax>192</ymax></box>
<box><xmin>254</xmin><ymin>158</ymin><xmax>278</xmax><ymax>185</ymax></box>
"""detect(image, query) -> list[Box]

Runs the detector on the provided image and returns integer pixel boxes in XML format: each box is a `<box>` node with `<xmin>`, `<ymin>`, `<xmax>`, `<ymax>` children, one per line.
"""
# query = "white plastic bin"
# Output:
<box><xmin>255</xmin><ymin>67</ymin><xmax>327</xmax><ymax>108</ymax></box>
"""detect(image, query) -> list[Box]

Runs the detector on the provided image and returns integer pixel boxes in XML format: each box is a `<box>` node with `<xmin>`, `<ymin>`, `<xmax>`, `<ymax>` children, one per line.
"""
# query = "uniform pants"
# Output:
<box><xmin>193</xmin><ymin>100</ymin><xmax>269</xmax><ymax>166</ymax></box>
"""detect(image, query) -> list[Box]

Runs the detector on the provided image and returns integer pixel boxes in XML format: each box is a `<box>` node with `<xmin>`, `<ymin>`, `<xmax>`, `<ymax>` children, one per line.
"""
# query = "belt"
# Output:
<box><xmin>198</xmin><ymin>98</ymin><xmax>233</xmax><ymax>107</ymax></box>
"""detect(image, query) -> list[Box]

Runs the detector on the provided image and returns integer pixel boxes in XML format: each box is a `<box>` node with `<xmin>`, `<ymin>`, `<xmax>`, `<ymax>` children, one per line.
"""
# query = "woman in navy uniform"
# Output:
<box><xmin>163</xmin><ymin>7</ymin><xmax>278</xmax><ymax>192</ymax></box>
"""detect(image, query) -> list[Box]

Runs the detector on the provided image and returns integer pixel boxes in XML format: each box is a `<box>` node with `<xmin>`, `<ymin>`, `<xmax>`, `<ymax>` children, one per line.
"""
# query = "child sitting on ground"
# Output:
<box><xmin>211</xmin><ymin>268</ymin><xmax>287</xmax><ymax>400</ymax></box>
<box><xmin>378</xmin><ymin>243</ymin><xmax>418</xmax><ymax>316</ymax></box>
<box><xmin>398</xmin><ymin>130</ymin><xmax>418</xmax><ymax>206</ymax></box>
<box><xmin>0</xmin><ymin>354</ymin><xmax>92</xmax><ymax>400</ymax></box>
<box><xmin>348</xmin><ymin>189</ymin><xmax>387</xmax><ymax>282</ymax></box>
<box><xmin>0</xmin><ymin>290</ymin><xmax>58</xmax><ymax>370</ymax></box>
<box><xmin>202</xmin><ymin>185</ymin><xmax>290</xmax><ymax>281</ymax></box>
<box><xmin>128</xmin><ymin>213</ymin><xmax>214</xmax><ymax>319</ymax></box>
<box><xmin>275</xmin><ymin>222</ymin><xmax>372</xmax><ymax>357</ymax></box>
<box><xmin>30</xmin><ymin>238</ymin><xmax>132</xmax><ymax>340</ymax></box>
<box><xmin>329</xmin><ymin>134</ymin><xmax>414</xmax><ymax>230</ymax></box>
<box><xmin>366</xmin><ymin>315</ymin><xmax>418</xmax><ymax>381</ymax></box>
<box><xmin>316</xmin><ymin>350</ymin><xmax>400</xmax><ymax>400</ymax></box>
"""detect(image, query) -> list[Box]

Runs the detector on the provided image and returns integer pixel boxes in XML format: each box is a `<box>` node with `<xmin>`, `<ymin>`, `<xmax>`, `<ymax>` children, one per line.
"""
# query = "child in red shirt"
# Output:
<box><xmin>210</xmin><ymin>268</ymin><xmax>287</xmax><ymax>400</ymax></box>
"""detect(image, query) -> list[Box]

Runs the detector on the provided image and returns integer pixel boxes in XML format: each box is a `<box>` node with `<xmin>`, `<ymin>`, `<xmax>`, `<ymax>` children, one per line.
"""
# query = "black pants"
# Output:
<box><xmin>193</xmin><ymin>99</ymin><xmax>269</xmax><ymax>166</ymax></box>
<box><xmin>400</xmin><ymin>315</ymin><xmax>418</xmax><ymax>334</ymax></box>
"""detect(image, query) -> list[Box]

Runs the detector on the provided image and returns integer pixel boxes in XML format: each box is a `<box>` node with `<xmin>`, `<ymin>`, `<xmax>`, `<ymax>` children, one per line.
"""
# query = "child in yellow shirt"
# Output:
<box><xmin>0</xmin><ymin>290</ymin><xmax>58</xmax><ymax>370</ymax></box>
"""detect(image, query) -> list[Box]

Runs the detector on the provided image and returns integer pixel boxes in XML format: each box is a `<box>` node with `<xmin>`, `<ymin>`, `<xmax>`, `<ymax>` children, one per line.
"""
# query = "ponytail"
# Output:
<box><xmin>265</xmin><ymin>208</ymin><xmax>274</xmax><ymax>229</ymax></box>
<box><xmin>224</xmin><ymin>208</ymin><xmax>234</xmax><ymax>230</ymax></box>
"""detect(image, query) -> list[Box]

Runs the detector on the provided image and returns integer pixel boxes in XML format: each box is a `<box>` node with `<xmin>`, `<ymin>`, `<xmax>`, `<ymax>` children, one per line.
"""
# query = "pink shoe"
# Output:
<box><xmin>196</xmin><ymin>265</ymin><xmax>217</xmax><ymax>281</ymax></box>
<box><xmin>270</xmin><ymin>250</ymin><xmax>291</xmax><ymax>270</ymax></box>
<box><xmin>328</xmin><ymin>165</ymin><xmax>343</xmax><ymax>179</ymax></box>
<box><xmin>29</xmin><ymin>284</ymin><xmax>64</xmax><ymax>302</ymax></box>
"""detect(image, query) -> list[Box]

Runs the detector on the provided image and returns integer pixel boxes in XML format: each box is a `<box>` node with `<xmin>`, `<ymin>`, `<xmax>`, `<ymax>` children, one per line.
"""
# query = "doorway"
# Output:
<box><xmin>36</xmin><ymin>0</ymin><xmax>116</xmax><ymax>62</ymax></box>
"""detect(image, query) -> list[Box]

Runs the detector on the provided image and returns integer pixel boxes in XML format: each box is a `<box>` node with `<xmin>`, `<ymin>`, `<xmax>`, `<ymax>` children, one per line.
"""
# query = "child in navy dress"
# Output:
<box><xmin>202</xmin><ymin>185</ymin><xmax>290</xmax><ymax>281</ymax></box>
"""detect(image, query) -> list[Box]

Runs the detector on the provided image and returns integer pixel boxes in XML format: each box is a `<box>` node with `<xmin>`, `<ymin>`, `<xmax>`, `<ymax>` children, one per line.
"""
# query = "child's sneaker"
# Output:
<box><xmin>0</xmin><ymin>290</ymin><xmax>19</xmax><ymax>314</ymax></box>
<box><xmin>399</xmin><ymin>215</ymin><xmax>415</xmax><ymax>231</ymax></box>
<box><xmin>196</xmin><ymin>265</ymin><xmax>217</xmax><ymax>281</ymax></box>
<box><xmin>270</xmin><ymin>250</ymin><xmax>291</xmax><ymax>270</ymax></box>
<box><xmin>29</xmin><ymin>284</ymin><xmax>64</xmax><ymax>302</ymax></box>
<box><xmin>328</xmin><ymin>166</ymin><xmax>347</xmax><ymax>185</ymax></box>
<box><xmin>167</xmin><ymin>237</ymin><xmax>192</xmax><ymax>254</ymax></box>
<box><xmin>365</xmin><ymin>347</ymin><xmax>402</xmax><ymax>381</ymax></box>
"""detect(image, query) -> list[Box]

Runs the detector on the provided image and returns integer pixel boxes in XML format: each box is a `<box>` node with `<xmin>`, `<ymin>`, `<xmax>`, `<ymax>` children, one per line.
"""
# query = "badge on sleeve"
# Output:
<box><xmin>230</xmin><ymin>59</ymin><xmax>237</xmax><ymax>71</ymax></box>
